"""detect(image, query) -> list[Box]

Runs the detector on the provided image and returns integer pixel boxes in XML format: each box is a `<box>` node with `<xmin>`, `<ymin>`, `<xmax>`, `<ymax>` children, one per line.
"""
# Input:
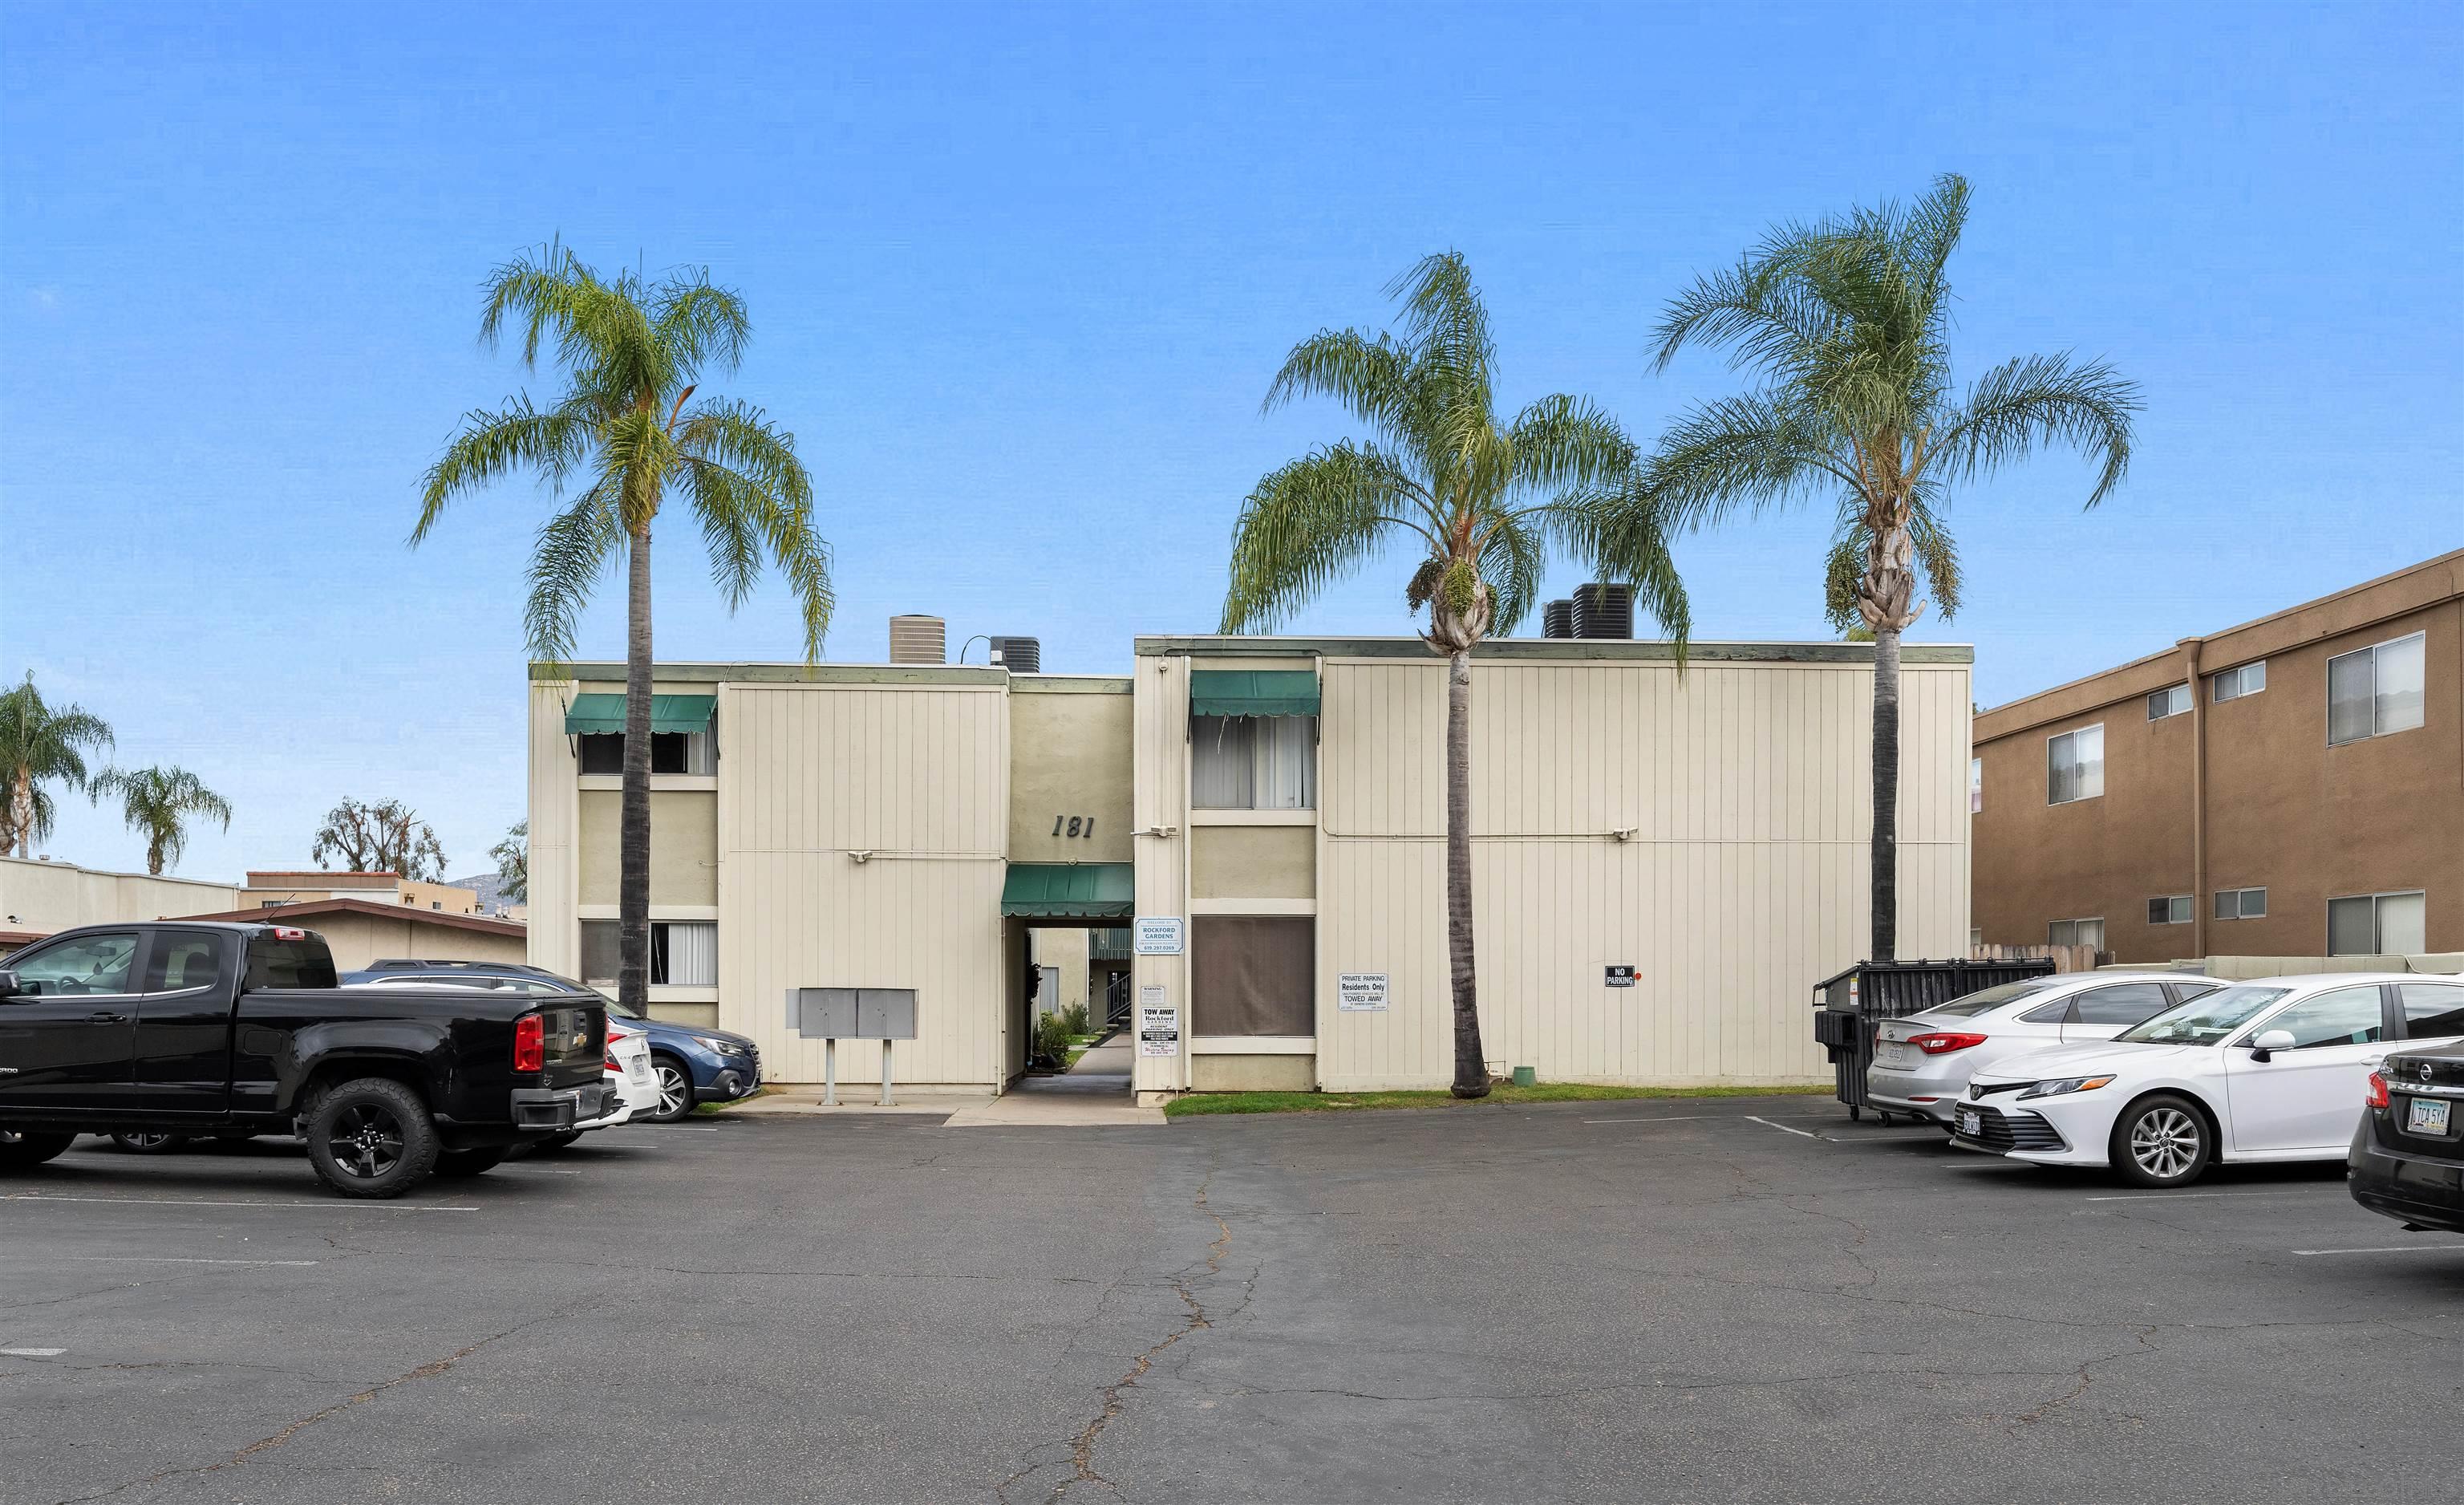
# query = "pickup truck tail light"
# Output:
<box><xmin>1910</xmin><ymin>1031</ymin><xmax>1990</xmax><ymax>1055</ymax></box>
<box><xmin>2365</xmin><ymin>1071</ymin><xmax>2389</xmax><ymax>1109</ymax></box>
<box><xmin>513</xmin><ymin>1014</ymin><xmax>545</xmax><ymax>1073</ymax></box>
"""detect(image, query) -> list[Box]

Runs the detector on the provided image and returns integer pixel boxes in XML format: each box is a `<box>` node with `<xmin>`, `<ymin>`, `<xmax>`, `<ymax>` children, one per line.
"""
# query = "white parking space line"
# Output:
<box><xmin>2</xmin><ymin>1348</ymin><xmax>67</xmax><ymax>1357</ymax></box>
<box><xmin>1745</xmin><ymin>1116</ymin><xmax>1822</xmax><ymax>1140</ymax></box>
<box><xmin>79</xmin><ymin>1256</ymin><xmax>320</xmax><ymax>1266</ymax></box>
<box><xmin>2</xmin><ymin>1195</ymin><xmax>476</xmax><ymax>1212</ymax></box>
<box><xmin>2293</xmin><ymin>1244</ymin><xmax>2464</xmax><ymax>1256</ymax></box>
<box><xmin>655</xmin><ymin>1125</ymin><xmax>719</xmax><ymax>1132</ymax></box>
<box><xmin>1582</xmin><ymin>1114</ymin><xmax>1726</xmax><ymax>1125</ymax></box>
<box><xmin>2085</xmin><ymin>1191</ymin><xmax>2321</xmax><ymax>1203</ymax></box>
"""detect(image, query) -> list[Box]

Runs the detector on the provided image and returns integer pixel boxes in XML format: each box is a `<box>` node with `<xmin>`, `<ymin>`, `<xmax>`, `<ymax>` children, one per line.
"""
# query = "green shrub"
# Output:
<box><xmin>1034</xmin><ymin>1012</ymin><xmax>1073</xmax><ymax>1068</ymax></box>
<box><xmin>1059</xmin><ymin>1002</ymin><xmax>1090</xmax><ymax>1037</ymax></box>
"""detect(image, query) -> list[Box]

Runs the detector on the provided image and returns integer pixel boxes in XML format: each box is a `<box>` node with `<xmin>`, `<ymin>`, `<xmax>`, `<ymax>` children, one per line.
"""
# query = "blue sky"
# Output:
<box><xmin>3</xmin><ymin>2</ymin><xmax>2458</xmax><ymax>882</ymax></box>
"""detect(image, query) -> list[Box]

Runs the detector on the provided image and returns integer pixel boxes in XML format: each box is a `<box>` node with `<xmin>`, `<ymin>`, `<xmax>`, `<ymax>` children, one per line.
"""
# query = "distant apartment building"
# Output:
<box><xmin>1972</xmin><ymin>551</ymin><xmax>2463</xmax><ymax>963</ymax></box>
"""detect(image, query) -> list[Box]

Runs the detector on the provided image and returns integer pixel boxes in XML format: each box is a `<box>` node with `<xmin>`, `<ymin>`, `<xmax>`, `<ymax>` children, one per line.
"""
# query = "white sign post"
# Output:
<box><xmin>1337</xmin><ymin>972</ymin><xmax>1390</xmax><ymax>1012</ymax></box>
<box><xmin>1137</xmin><ymin>985</ymin><xmax>1179</xmax><ymax>1058</ymax></box>
<box><xmin>1133</xmin><ymin>916</ymin><xmax>1185</xmax><ymax>955</ymax></box>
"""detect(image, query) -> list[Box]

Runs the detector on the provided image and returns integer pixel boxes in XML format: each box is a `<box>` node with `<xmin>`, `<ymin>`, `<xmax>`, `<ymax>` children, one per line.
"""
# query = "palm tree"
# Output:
<box><xmin>1639</xmin><ymin>174</ymin><xmax>2138</xmax><ymax>960</ymax></box>
<box><xmin>1222</xmin><ymin>252</ymin><xmax>1689</xmax><ymax>1098</ymax></box>
<box><xmin>0</xmin><ymin>672</ymin><xmax>115</xmax><ymax>858</ymax></box>
<box><xmin>414</xmin><ymin>241</ymin><xmax>831</xmax><ymax>1017</ymax></box>
<box><xmin>89</xmin><ymin>765</ymin><xmax>231</xmax><ymax>876</ymax></box>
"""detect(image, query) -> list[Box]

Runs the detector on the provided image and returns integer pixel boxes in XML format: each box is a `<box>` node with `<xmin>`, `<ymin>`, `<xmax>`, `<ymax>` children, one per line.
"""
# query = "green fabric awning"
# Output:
<box><xmin>1000</xmin><ymin>863</ymin><xmax>1136</xmax><ymax>918</ymax></box>
<box><xmin>1189</xmin><ymin>670</ymin><xmax>1319</xmax><ymax>718</ymax></box>
<box><xmin>564</xmin><ymin>694</ymin><xmax>716</xmax><ymax>736</ymax></box>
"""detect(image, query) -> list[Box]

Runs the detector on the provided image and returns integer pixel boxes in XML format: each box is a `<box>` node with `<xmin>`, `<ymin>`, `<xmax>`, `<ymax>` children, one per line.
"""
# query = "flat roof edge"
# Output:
<box><xmin>1133</xmin><ymin>636</ymin><xmax>1972</xmax><ymax>664</ymax></box>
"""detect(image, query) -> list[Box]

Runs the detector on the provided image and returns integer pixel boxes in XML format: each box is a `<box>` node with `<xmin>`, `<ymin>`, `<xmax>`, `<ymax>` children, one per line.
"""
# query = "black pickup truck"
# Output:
<box><xmin>0</xmin><ymin>920</ymin><xmax>608</xmax><ymax>1198</ymax></box>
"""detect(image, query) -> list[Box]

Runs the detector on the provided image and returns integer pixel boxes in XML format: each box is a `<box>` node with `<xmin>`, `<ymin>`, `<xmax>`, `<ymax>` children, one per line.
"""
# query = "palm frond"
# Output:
<box><xmin>1928</xmin><ymin>352</ymin><xmax>2139</xmax><ymax>505</ymax></box>
<box><xmin>1473</xmin><ymin>512</ymin><xmax>1547</xmax><ymax>634</ymax></box>
<box><xmin>1221</xmin><ymin>442</ymin><xmax>1426</xmax><ymax>633</ymax></box>
<box><xmin>654</xmin><ymin>273</ymin><xmax>752</xmax><ymax>380</ymax></box>
<box><xmin>676</xmin><ymin>400</ymin><xmax>832</xmax><ymax>660</ymax></box>
<box><xmin>1506</xmin><ymin>395</ymin><xmax>1634</xmax><ymax>493</ymax></box>
<box><xmin>1262</xmin><ymin>328</ymin><xmax>1416</xmax><ymax>450</ymax></box>
<box><xmin>1640</xmin><ymin>392</ymin><xmax>1856</xmax><ymax>531</ymax></box>
<box><xmin>413</xmin><ymin>397</ymin><xmax>591</xmax><ymax>542</ymax></box>
<box><xmin>523</xmin><ymin>480</ymin><xmax>625</xmax><ymax>667</ymax></box>
<box><xmin>1517</xmin><ymin>487</ymin><xmax>1692</xmax><ymax>652</ymax></box>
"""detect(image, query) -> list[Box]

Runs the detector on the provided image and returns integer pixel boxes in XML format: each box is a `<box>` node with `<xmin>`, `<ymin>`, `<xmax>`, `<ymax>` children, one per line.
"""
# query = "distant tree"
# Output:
<box><xmin>414</xmin><ymin>240</ymin><xmax>830</xmax><ymax>1019</ymax></box>
<box><xmin>491</xmin><ymin>820</ymin><xmax>529</xmax><ymax>903</ymax></box>
<box><xmin>1221</xmin><ymin>252</ymin><xmax>1688</xmax><ymax>1098</ymax></box>
<box><xmin>1637</xmin><ymin>174</ymin><xmax>2137</xmax><ymax>959</ymax></box>
<box><xmin>0</xmin><ymin>672</ymin><xmax>115</xmax><ymax>858</ymax></box>
<box><xmin>311</xmin><ymin>797</ymin><xmax>448</xmax><ymax>882</ymax></box>
<box><xmin>88</xmin><ymin>765</ymin><xmax>231</xmax><ymax>876</ymax></box>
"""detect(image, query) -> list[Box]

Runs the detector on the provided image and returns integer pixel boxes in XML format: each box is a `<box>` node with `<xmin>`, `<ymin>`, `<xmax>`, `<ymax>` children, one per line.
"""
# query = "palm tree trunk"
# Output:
<box><xmin>1445</xmin><ymin>648</ymin><xmax>1487</xmax><ymax>1098</ymax></box>
<box><xmin>9</xmin><ymin>766</ymin><xmax>28</xmax><ymax>858</ymax></box>
<box><xmin>619</xmin><ymin>525</ymin><xmax>654</xmax><ymax>1015</ymax></box>
<box><xmin>1870</xmin><ymin>624</ymin><xmax>1901</xmax><ymax>962</ymax></box>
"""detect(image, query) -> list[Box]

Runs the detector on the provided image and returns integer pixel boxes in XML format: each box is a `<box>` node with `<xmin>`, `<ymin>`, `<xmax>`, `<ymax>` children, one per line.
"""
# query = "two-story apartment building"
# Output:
<box><xmin>1972</xmin><ymin>550</ymin><xmax>2463</xmax><ymax>964</ymax></box>
<box><xmin>527</xmin><ymin>628</ymin><xmax>1976</xmax><ymax>1095</ymax></box>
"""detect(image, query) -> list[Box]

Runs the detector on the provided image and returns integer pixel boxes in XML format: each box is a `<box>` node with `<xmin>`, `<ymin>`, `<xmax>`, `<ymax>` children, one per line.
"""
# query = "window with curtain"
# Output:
<box><xmin>1192</xmin><ymin>715</ymin><xmax>1316</xmax><ymax>809</ymax></box>
<box><xmin>2049</xmin><ymin>917</ymin><xmax>2105</xmax><ymax>951</ymax></box>
<box><xmin>2327</xmin><ymin>632</ymin><xmax>2426</xmax><ymax>746</ymax></box>
<box><xmin>2211</xmin><ymin>661</ymin><xmax>2266</xmax><ymax>702</ymax></box>
<box><xmin>580</xmin><ymin>919</ymin><xmax>719</xmax><ymax>985</ymax></box>
<box><xmin>2046</xmin><ymin>724</ymin><xmax>2104</xmax><ymax>805</ymax></box>
<box><xmin>578</xmin><ymin>731</ymin><xmax>715</xmax><ymax>775</ymax></box>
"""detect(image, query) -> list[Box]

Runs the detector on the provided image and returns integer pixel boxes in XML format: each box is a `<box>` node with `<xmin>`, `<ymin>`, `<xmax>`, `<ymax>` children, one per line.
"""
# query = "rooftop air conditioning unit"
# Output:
<box><xmin>1541</xmin><ymin>600</ymin><xmax>1574</xmax><ymax>639</ymax></box>
<box><xmin>1572</xmin><ymin>583</ymin><xmax>1634</xmax><ymax>640</ymax></box>
<box><xmin>889</xmin><ymin>615</ymin><xmax>946</xmax><ymax>665</ymax></box>
<box><xmin>989</xmin><ymin>636</ymin><xmax>1041</xmax><ymax>674</ymax></box>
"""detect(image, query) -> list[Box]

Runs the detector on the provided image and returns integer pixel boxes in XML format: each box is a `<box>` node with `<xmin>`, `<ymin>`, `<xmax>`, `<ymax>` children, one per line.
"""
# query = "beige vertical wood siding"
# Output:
<box><xmin>716</xmin><ymin>681</ymin><xmax>1011</xmax><ymax>1085</ymax></box>
<box><xmin>525</xmin><ymin>682</ymin><xmax>579</xmax><ymax>979</ymax></box>
<box><xmin>1131</xmin><ymin>655</ymin><xmax>1193</xmax><ymax>1093</ymax></box>
<box><xmin>1315</xmin><ymin>656</ymin><xmax>1970</xmax><ymax>1089</ymax></box>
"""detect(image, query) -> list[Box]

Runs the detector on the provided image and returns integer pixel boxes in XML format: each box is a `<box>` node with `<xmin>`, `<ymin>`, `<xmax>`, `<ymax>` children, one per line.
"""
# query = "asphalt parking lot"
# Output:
<box><xmin>6</xmin><ymin>1097</ymin><xmax>2462</xmax><ymax>1504</ymax></box>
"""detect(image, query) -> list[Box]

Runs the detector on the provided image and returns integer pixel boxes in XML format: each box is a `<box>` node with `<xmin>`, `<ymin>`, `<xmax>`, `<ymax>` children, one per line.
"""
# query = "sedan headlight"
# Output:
<box><xmin>2020</xmin><ymin>1074</ymin><xmax>2116</xmax><ymax>1101</ymax></box>
<box><xmin>691</xmin><ymin>1035</ymin><xmax>748</xmax><ymax>1056</ymax></box>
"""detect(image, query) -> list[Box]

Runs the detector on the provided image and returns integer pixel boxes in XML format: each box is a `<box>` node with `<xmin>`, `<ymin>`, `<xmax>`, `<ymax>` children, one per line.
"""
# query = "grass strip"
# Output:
<box><xmin>1163</xmin><ymin>1081</ymin><xmax>1833</xmax><ymax>1118</ymax></box>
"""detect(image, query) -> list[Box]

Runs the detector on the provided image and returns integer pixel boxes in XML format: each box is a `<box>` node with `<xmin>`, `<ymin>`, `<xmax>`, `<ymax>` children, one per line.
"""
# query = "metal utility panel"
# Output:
<box><xmin>790</xmin><ymin>987</ymin><xmax>860</xmax><ymax>1038</ymax></box>
<box><xmin>857</xmin><ymin>988</ymin><xmax>918</xmax><ymax>1041</ymax></box>
<box><xmin>991</xmin><ymin>635</ymin><xmax>1042</xmax><ymax>674</ymax></box>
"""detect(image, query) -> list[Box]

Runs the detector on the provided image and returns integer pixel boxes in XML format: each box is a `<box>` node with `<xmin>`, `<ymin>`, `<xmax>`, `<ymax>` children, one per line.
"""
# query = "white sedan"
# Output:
<box><xmin>1868</xmin><ymin>972</ymin><xmax>2218</xmax><ymax>1125</ymax></box>
<box><xmin>1951</xmin><ymin>973</ymin><xmax>2464</xmax><ymax>1187</ymax></box>
<box><xmin>578</xmin><ymin>1016</ymin><xmax>660</xmax><ymax>1132</ymax></box>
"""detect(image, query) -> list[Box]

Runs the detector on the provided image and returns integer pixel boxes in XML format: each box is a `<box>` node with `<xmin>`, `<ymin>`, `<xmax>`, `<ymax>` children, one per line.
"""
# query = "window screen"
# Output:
<box><xmin>2398</xmin><ymin>984</ymin><xmax>2464</xmax><ymax>1041</ymax></box>
<box><xmin>2214</xmin><ymin>887</ymin><xmax>2266</xmax><ymax>920</ymax></box>
<box><xmin>1189</xmin><ymin>916</ymin><xmax>1315</xmax><ymax>1036</ymax></box>
<box><xmin>2046</xmin><ymin>725</ymin><xmax>2103</xmax><ymax>805</ymax></box>
<box><xmin>579</xmin><ymin>920</ymin><xmax>619</xmax><ymax>984</ymax></box>
<box><xmin>2146</xmin><ymin>684</ymin><xmax>2190</xmax><ymax>720</ymax></box>
<box><xmin>2212</xmin><ymin>662</ymin><xmax>2265</xmax><ymax>702</ymax></box>
<box><xmin>2147</xmin><ymin>896</ymin><xmax>2192</xmax><ymax>926</ymax></box>
<box><xmin>2329</xmin><ymin>633</ymin><xmax>2427</xmax><ymax>745</ymax></box>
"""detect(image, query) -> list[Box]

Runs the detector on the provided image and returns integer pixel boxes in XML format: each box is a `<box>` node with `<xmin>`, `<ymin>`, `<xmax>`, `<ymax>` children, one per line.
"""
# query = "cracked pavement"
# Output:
<box><xmin>5</xmin><ymin>1097</ymin><xmax>2461</xmax><ymax>1503</ymax></box>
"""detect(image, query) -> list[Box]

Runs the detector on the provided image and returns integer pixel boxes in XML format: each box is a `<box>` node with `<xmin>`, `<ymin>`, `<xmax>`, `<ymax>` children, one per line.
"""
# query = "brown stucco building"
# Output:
<box><xmin>1972</xmin><ymin>550</ymin><xmax>2464</xmax><ymax>964</ymax></box>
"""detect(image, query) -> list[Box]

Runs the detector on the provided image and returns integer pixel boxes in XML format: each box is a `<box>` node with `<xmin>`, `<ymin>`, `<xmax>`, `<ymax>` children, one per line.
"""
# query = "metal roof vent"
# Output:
<box><xmin>1541</xmin><ymin>600</ymin><xmax>1574</xmax><ymax>639</ymax></box>
<box><xmin>989</xmin><ymin>636</ymin><xmax>1041</xmax><ymax>674</ymax></box>
<box><xmin>1572</xmin><ymin>583</ymin><xmax>1634</xmax><ymax>640</ymax></box>
<box><xmin>889</xmin><ymin>615</ymin><xmax>946</xmax><ymax>665</ymax></box>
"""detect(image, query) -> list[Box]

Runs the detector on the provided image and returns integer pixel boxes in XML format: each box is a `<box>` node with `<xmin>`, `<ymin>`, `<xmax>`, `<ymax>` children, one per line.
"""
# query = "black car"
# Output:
<box><xmin>2350</xmin><ymin>1040</ymin><xmax>2464</xmax><ymax>1235</ymax></box>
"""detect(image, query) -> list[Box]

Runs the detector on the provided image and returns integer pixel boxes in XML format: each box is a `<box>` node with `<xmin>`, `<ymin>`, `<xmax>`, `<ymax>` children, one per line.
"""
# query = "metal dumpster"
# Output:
<box><xmin>1812</xmin><ymin>959</ymin><xmax>2057</xmax><ymax>1122</ymax></box>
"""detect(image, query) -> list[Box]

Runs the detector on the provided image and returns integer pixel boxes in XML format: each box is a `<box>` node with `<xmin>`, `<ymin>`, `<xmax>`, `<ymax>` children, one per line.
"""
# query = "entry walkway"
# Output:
<box><xmin>942</xmin><ymin>1031</ymin><xmax>1161</xmax><ymax>1127</ymax></box>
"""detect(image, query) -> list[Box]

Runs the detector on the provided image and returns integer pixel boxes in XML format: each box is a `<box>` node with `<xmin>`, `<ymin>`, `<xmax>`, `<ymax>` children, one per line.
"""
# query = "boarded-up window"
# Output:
<box><xmin>1190</xmin><ymin>917</ymin><xmax>1314</xmax><ymax>1036</ymax></box>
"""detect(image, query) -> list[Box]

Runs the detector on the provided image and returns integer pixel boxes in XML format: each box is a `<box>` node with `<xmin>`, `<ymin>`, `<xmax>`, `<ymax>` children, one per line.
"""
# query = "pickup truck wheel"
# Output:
<box><xmin>645</xmin><ymin>1055</ymin><xmax>696</xmax><ymax>1122</ymax></box>
<box><xmin>0</xmin><ymin>1129</ymin><xmax>77</xmax><ymax>1167</ymax></box>
<box><xmin>304</xmin><ymin>1078</ymin><xmax>439</xmax><ymax>1199</ymax></box>
<box><xmin>432</xmin><ymin>1147</ymin><xmax>507</xmax><ymax>1178</ymax></box>
<box><xmin>109</xmin><ymin>1131</ymin><xmax>192</xmax><ymax>1154</ymax></box>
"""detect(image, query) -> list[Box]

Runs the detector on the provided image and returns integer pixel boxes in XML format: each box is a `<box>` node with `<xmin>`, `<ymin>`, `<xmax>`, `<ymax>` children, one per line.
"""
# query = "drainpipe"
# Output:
<box><xmin>2180</xmin><ymin>636</ymin><xmax>2207</xmax><ymax>960</ymax></box>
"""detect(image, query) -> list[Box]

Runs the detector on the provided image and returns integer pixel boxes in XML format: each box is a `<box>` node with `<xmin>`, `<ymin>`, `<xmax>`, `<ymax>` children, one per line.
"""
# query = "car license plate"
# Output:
<box><xmin>626</xmin><ymin>1060</ymin><xmax>652</xmax><ymax>1082</ymax></box>
<box><xmin>2407</xmin><ymin>1098</ymin><xmax>2452</xmax><ymax>1136</ymax></box>
<box><xmin>1955</xmin><ymin>1107</ymin><xmax>1984</xmax><ymax>1137</ymax></box>
<box><xmin>1877</xmin><ymin>1041</ymin><xmax>1908</xmax><ymax>1066</ymax></box>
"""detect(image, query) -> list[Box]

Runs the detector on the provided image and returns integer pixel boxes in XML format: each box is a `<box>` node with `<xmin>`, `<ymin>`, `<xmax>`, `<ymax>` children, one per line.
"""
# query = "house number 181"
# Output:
<box><xmin>1050</xmin><ymin>815</ymin><xmax>1094</xmax><ymax>838</ymax></box>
